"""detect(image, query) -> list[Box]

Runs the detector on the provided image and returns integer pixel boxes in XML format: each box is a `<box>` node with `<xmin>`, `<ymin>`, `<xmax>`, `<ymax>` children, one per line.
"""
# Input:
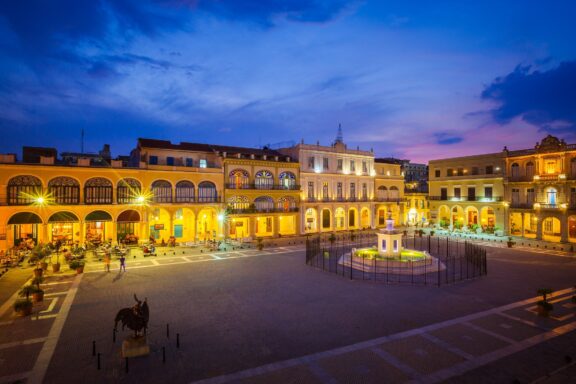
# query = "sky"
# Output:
<box><xmin>0</xmin><ymin>1</ymin><xmax>575</xmax><ymax>163</ymax></box>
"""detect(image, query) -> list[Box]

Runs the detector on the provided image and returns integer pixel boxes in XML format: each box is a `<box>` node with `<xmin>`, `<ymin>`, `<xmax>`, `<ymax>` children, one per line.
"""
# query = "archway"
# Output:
<box><xmin>480</xmin><ymin>206</ymin><xmax>495</xmax><ymax>232</ymax></box>
<box><xmin>321</xmin><ymin>208</ymin><xmax>331</xmax><ymax>231</ymax></box>
<box><xmin>465</xmin><ymin>206</ymin><xmax>479</xmax><ymax>228</ymax></box>
<box><xmin>569</xmin><ymin>216</ymin><xmax>576</xmax><ymax>242</ymax></box>
<box><xmin>348</xmin><ymin>208</ymin><xmax>358</xmax><ymax>229</ymax></box>
<box><xmin>509</xmin><ymin>212</ymin><xmax>523</xmax><ymax>236</ymax></box>
<box><xmin>377</xmin><ymin>207</ymin><xmax>387</xmax><ymax>227</ymax></box>
<box><xmin>360</xmin><ymin>208</ymin><xmax>370</xmax><ymax>229</ymax></box>
<box><xmin>149</xmin><ymin>208</ymin><xmax>171</xmax><ymax>242</ymax></box>
<box><xmin>542</xmin><ymin>217</ymin><xmax>561</xmax><ymax>242</ymax></box>
<box><xmin>305</xmin><ymin>208</ymin><xmax>317</xmax><ymax>232</ymax></box>
<box><xmin>451</xmin><ymin>206</ymin><xmax>465</xmax><ymax>230</ymax></box>
<box><xmin>335</xmin><ymin>207</ymin><xmax>345</xmax><ymax>230</ymax></box>
<box><xmin>8</xmin><ymin>212</ymin><xmax>42</xmax><ymax>247</ymax></box>
<box><xmin>438</xmin><ymin>205</ymin><xmax>450</xmax><ymax>228</ymax></box>
<box><xmin>48</xmin><ymin>211</ymin><xmax>79</xmax><ymax>244</ymax></box>
<box><xmin>197</xmin><ymin>208</ymin><xmax>217</xmax><ymax>241</ymax></box>
<box><xmin>172</xmin><ymin>208</ymin><xmax>195</xmax><ymax>243</ymax></box>
<box><xmin>117</xmin><ymin>210</ymin><xmax>141</xmax><ymax>244</ymax></box>
<box><xmin>85</xmin><ymin>210</ymin><xmax>112</xmax><ymax>246</ymax></box>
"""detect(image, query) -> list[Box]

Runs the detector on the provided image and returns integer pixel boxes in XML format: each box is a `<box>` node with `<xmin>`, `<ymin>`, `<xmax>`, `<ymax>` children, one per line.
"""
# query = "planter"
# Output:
<box><xmin>14</xmin><ymin>300</ymin><xmax>33</xmax><ymax>317</ymax></box>
<box><xmin>507</xmin><ymin>241</ymin><xmax>514</xmax><ymax>248</ymax></box>
<box><xmin>33</xmin><ymin>268</ymin><xmax>43</xmax><ymax>278</ymax></box>
<box><xmin>76</xmin><ymin>266</ymin><xmax>84</xmax><ymax>274</ymax></box>
<box><xmin>40</xmin><ymin>262</ymin><xmax>48</xmax><ymax>271</ymax></box>
<box><xmin>32</xmin><ymin>291</ymin><xmax>44</xmax><ymax>303</ymax></box>
<box><xmin>52</xmin><ymin>263</ymin><xmax>61</xmax><ymax>273</ymax></box>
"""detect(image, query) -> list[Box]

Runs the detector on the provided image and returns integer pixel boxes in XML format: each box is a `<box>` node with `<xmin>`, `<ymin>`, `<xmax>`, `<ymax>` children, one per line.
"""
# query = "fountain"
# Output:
<box><xmin>339</xmin><ymin>213</ymin><xmax>445</xmax><ymax>274</ymax></box>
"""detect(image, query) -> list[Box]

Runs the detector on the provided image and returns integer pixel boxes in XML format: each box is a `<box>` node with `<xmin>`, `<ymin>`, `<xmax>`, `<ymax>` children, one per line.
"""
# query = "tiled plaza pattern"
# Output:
<box><xmin>192</xmin><ymin>287</ymin><xmax>576</xmax><ymax>384</ymax></box>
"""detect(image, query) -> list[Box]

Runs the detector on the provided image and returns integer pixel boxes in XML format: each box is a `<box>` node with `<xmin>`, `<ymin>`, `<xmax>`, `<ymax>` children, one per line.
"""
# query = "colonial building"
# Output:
<box><xmin>505</xmin><ymin>135</ymin><xmax>576</xmax><ymax>243</ymax></box>
<box><xmin>278</xmin><ymin>128</ymin><xmax>376</xmax><ymax>233</ymax></box>
<box><xmin>373</xmin><ymin>159</ymin><xmax>404</xmax><ymax>227</ymax></box>
<box><xmin>428</xmin><ymin>153</ymin><xmax>507</xmax><ymax>234</ymax></box>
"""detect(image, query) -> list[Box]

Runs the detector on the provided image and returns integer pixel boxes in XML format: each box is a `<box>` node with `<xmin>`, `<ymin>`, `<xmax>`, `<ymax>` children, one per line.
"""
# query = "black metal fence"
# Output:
<box><xmin>305</xmin><ymin>233</ymin><xmax>487</xmax><ymax>286</ymax></box>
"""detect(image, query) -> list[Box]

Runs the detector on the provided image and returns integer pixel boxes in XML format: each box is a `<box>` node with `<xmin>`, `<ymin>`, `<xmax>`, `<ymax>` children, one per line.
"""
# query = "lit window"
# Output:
<box><xmin>199</xmin><ymin>159</ymin><xmax>207</xmax><ymax>168</ymax></box>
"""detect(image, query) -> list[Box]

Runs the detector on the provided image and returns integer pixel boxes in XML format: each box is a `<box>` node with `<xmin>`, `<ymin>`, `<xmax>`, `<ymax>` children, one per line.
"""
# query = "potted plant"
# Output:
<box><xmin>256</xmin><ymin>238</ymin><xmax>264</xmax><ymax>251</ymax></box>
<box><xmin>536</xmin><ymin>288</ymin><xmax>554</xmax><ymax>317</ymax></box>
<box><xmin>31</xmin><ymin>276</ymin><xmax>44</xmax><ymax>302</ymax></box>
<box><xmin>429</xmin><ymin>230</ymin><xmax>435</xmax><ymax>237</ymax></box>
<box><xmin>507</xmin><ymin>236</ymin><xmax>515</xmax><ymax>248</ymax></box>
<box><xmin>69</xmin><ymin>259</ymin><xmax>85</xmax><ymax>274</ymax></box>
<box><xmin>13</xmin><ymin>298</ymin><xmax>33</xmax><ymax>316</ymax></box>
<box><xmin>418</xmin><ymin>229</ymin><xmax>423</xmax><ymax>237</ymax></box>
<box><xmin>328</xmin><ymin>233</ymin><xmax>336</xmax><ymax>246</ymax></box>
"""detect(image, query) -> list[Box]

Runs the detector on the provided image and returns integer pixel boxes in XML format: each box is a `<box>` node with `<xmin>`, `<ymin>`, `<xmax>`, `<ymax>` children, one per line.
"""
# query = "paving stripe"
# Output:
<box><xmin>307</xmin><ymin>361</ymin><xmax>338</xmax><ymax>384</ymax></box>
<box><xmin>190</xmin><ymin>287</ymin><xmax>575</xmax><ymax>384</ymax></box>
<box><xmin>40</xmin><ymin>297</ymin><xmax>59</xmax><ymax>314</ymax></box>
<box><xmin>462</xmin><ymin>322</ymin><xmax>517</xmax><ymax>345</ymax></box>
<box><xmin>27</xmin><ymin>273</ymin><xmax>83</xmax><ymax>384</ymax></box>
<box><xmin>420</xmin><ymin>332</ymin><xmax>475</xmax><ymax>361</ymax></box>
<box><xmin>0</xmin><ymin>337</ymin><xmax>47</xmax><ymax>350</ymax></box>
<box><xmin>370</xmin><ymin>347</ymin><xmax>420</xmax><ymax>379</ymax></box>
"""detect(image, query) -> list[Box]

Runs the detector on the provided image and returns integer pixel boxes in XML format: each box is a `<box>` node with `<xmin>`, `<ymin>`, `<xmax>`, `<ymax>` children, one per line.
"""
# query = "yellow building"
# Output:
<box><xmin>404</xmin><ymin>182</ymin><xmax>429</xmax><ymax>226</ymax></box>
<box><xmin>222</xmin><ymin>148</ymin><xmax>300</xmax><ymax>239</ymax></box>
<box><xmin>373</xmin><ymin>159</ymin><xmax>404</xmax><ymax>227</ymax></box>
<box><xmin>505</xmin><ymin>135</ymin><xmax>576</xmax><ymax>243</ymax></box>
<box><xmin>428</xmin><ymin>153</ymin><xmax>507</xmax><ymax>234</ymax></box>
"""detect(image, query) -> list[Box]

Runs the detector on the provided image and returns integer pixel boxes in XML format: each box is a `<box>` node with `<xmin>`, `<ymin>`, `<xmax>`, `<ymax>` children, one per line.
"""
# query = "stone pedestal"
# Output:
<box><xmin>122</xmin><ymin>336</ymin><xmax>150</xmax><ymax>358</ymax></box>
<box><xmin>377</xmin><ymin>218</ymin><xmax>404</xmax><ymax>257</ymax></box>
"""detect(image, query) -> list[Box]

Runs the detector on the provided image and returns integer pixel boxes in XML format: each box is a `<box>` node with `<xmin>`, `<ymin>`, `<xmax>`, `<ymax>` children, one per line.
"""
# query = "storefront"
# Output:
<box><xmin>85</xmin><ymin>210</ymin><xmax>112</xmax><ymax>246</ymax></box>
<box><xmin>48</xmin><ymin>211</ymin><xmax>79</xmax><ymax>244</ymax></box>
<box><xmin>117</xmin><ymin>210</ymin><xmax>141</xmax><ymax>244</ymax></box>
<box><xmin>8</xmin><ymin>212</ymin><xmax>42</xmax><ymax>247</ymax></box>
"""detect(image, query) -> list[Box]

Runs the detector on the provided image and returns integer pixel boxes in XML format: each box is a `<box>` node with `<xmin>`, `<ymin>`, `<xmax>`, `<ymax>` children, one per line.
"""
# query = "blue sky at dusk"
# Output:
<box><xmin>0</xmin><ymin>1</ymin><xmax>575</xmax><ymax>163</ymax></box>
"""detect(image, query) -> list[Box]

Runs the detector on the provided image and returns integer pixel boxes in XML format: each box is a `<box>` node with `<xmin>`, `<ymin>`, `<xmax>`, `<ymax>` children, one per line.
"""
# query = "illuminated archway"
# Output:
<box><xmin>305</xmin><ymin>208</ymin><xmax>317</xmax><ymax>232</ymax></box>
<box><xmin>360</xmin><ymin>208</ymin><xmax>370</xmax><ymax>228</ymax></box>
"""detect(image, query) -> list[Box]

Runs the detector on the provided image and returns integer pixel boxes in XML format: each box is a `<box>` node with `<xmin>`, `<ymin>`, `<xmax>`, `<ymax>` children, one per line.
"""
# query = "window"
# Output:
<box><xmin>350</xmin><ymin>183</ymin><xmax>356</xmax><ymax>200</ymax></box>
<box><xmin>167</xmin><ymin>157</ymin><xmax>174</xmax><ymax>166</ymax></box>
<box><xmin>486</xmin><ymin>166</ymin><xmax>493</xmax><ymax>175</ymax></box>
<box><xmin>255</xmin><ymin>170</ymin><xmax>274</xmax><ymax>189</ymax></box>
<box><xmin>8</xmin><ymin>175</ymin><xmax>42</xmax><ymax>205</ymax></box>
<box><xmin>467</xmin><ymin>187</ymin><xmax>475</xmax><ymax>201</ymax></box>
<box><xmin>254</xmin><ymin>196</ymin><xmax>274</xmax><ymax>212</ymax></box>
<box><xmin>279</xmin><ymin>172</ymin><xmax>296</xmax><ymax>189</ymax></box>
<box><xmin>544</xmin><ymin>218</ymin><xmax>553</xmax><ymax>233</ymax></box>
<box><xmin>362</xmin><ymin>161</ymin><xmax>368</xmax><ymax>173</ymax></box>
<box><xmin>229</xmin><ymin>169</ymin><xmax>250</xmax><ymax>188</ymax></box>
<box><xmin>511</xmin><ymin>163</ymin><xmax>519</xmax><ymax>178</ymax></box>
<box><xmin>185</xmin><ymin>158</ymin><xmax>193</xmax><ymax>167</ymax></box>
<box><xmin>545</xmin><ymin>160</ymin><xmax>556</xmax><ymax>174</ymax></box>
<box><xmin>435</xmin><ymin>169</ymin><xmax>440</xmax><ymax>177</ymax></box>
<box><xmin>199</xmin><ymin>159</ymin><xmax>207</xmax><ymax>168</ymax></box>
<box><xmin>337</xmin><ymin>182</ymin><xmax>343</xmax><ymax>199</ymax></box>
<box><xmin>571</xmin><ymin>158</ymin><xmax>576</xmax><ymax>177</ymax></box>
<box><xmin>546</xmin><ymin>188</ymin><xmax>557</xmax><ymax>205</ymax></box>
<box><xmin>447</xmin><ymin>168</ymin><xmax>454</xmax><ymax>176</ymax></box>
<box><xmin>526</xmin><ymin>162</ymin><xmax>535</xmax><ymax>178</ymax></box>
<box><xmin>117</xmin><ymin>178</ymin><xmax>142</xmax><ymax>204</ymax></box>
<box><xmin>571</xmin><ymin>187</ymin><xmax>576</xmax><ymax>207</ymax></box>
<box><xmin>322</xmin><ymin>182</ymin><xmax>329</xmax><ymax>200</ymax></box>
<box><xmin>175</xmin><ymin>181</ymin><xmax>195</xmax><ymax>203</ymax></box>
<box><xmin>512</xmin><ymin>188</ymin><xmax>519</xmax><ymax>204</ymax></box>
<box><xmin>323</xmin><ymin>157</ymin><xmax>329</xmax><ymax>170</ymax></box>
<box><xmin>308</xmin><ymin>181</ymin><xmax>314</xmax><ymax>199</ymax></box>
<box><xmin>337</xmin><ymin>159</ymin><xmax>343</xmax><ymax>171</ymax></box>
<box><xmin>85</xmin><ymin>177</ymin><xmax>113</xmax><ymax>204</ymax></box>
<box><xmin>350</xmin><ymin>160</ymin><xmax>355</xmax><ymax>172</ymax></box>
<box><xmin>471</xmin><ymin>167</ymin><xmax>479</xmax><ymax>175</ymax></box>
<box><xmin>457</xmin><ymin>168</ymin><xmax>463</xmax><ymax>176</ymax></box>
<box><xmin>484</xmin><ymin>186</ymin><xmax>493</xmax><ymax>199</ymax></box>
<box><xmin>198</xmin><ymin>181</ymin><xmax>217</xmax><ymax>202</ymax></box>
<box><xmin>308</xmin><ymin>157</ymin><xmax>315</xmax><ymax>169</ymax></box>
<box><xmin>322</xmin><ymin>209</ymin><xmax>331</xmax><ymax>229</ymax></box>
<box><xmin>48</xmin><ymin>177</ymin><xmax>80</xmax><ymax>204</ymax></box>
<box><xmin>151</xmin><ymin>180</ymin><xmax>172</xmax><ymax>203</ymax></box>
<box><xmin>362</xmin><ymin>183</ymin><xmax>368</xmax><ymax>199</ymax></box>
<box><xmin>440</xmin><ymin>187</ymin><xmax>448</xmax><ymax>200</ymax></box>
<box><xmin>149</xmin><ymin>156</ymin><xmax>158</xmax><ymax>165</ymax></box>
<box><xmin>527</xmin><ymin>188</ymin><xmax>535</xmax><ymax>204</ymax></box>
<box><xmin>454</xmin><ymin>187</ymin><xmax>461</xmax><ymax>199</ymax></box>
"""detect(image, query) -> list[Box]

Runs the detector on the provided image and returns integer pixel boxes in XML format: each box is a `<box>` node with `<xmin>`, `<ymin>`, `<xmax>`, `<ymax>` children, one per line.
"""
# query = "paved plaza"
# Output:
<box><xmin>0</xmin><ymin>240</ymin><xmax>575</xmax><ymax>383</ymax></box>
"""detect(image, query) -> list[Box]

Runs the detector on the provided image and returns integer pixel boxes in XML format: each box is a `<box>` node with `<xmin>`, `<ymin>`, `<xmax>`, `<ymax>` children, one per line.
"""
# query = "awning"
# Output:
<box><xmin>117</xmin><ymin>210</ymin><xmax>140</xmax><ymax>222</ymax></box>
<box><xmin>8</xmin><ymin>212</ymin><xmax>42</xmax><ymax>225</ymax></box>
<box><xmin>48</xmin><ymin>212</ymin><xmax>79</xmax><ymax>223</ymax></box>
<box><xmin>85</xmin><ymin>210</ymin><xmax>112</xmax><ymax>222</ymax></box>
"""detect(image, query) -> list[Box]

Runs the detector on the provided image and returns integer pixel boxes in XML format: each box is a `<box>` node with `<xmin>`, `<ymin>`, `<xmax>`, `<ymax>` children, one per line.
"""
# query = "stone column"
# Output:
<box><xmin>520</xmin><ymin>212</ymin><xmax>525</xmax><ymax>237</ymax></box>
<box><xmin>561</xmin><ymin>213</ymin><xmax>569</xmax><ymax>243</ymax></box>
<box><xmin>78</xmin><ymin>219</ymin><xmax>84</xmax><ymax>245</ymax></box>
<box><xmin>273</xmin><ymin>216</ymin><xmax>280</xmax><ymax>237</ymax></box>
<box><xmin>536</xmin><ymin>215</ymin><xmax>543</xmax><ymax>241</ymax></box>
<box><xmin>111</xmin><ymin>220</ymin><xmax>117</xmax><ymax>245</ymax></box>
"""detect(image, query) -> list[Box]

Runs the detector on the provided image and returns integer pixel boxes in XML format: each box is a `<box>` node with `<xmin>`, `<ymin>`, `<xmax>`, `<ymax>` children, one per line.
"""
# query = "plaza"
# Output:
<box><xmin>0</xmin><ymin>236</ymin><xmax>575</xmax><ymax>383</ymax></box>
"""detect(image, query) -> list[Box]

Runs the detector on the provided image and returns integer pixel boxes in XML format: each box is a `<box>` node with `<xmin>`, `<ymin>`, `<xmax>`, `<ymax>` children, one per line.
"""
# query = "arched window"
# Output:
<box><xmin>198</xmin><ymin>181</ymin><xmax>217</xmax><ymax>202</ymax></box>
<box><xmin>279</xmin><ymin>172</ymin><xmax>296</xmax><ymax>189</ymax></box>
<box><xmin>322</xmin><ymin>209</ymin><xmax>331</xmax><ymax>229</ymax></box>
<box><xmin>277</xmin><ymin>196</ymin><xmax>296</xmax><ymax>212</ymax></box>
<box><xmin>85</xmin><ymin>177</ymin><xmax>112</xmax><ymax>204</ymax></box>
<box><xmin>254</xmin><ymin>196</ymin><xmax>274</xmax><ymax>212</ymax></box>
<box><xmin>526</xmin><ymin>162</ymin><xmax>535</xmax><ymax>179</ymax></box>
<box><xmin>389</xmin><ymin>186</ymin><xmax>399</xmax><ymax>199</ymax></box>
<box><xmin>228</xmin><ymin>169</ymin><xmax>249</xmax><ymax>189</ymax></box>
<box><xmin>377</xmin><ymin>186</ymin><xmax>388</xmax><ymax>200</ymax></box>
<box><xmin>255</xmin><ymin>170</ymin><xmax>274</xmax><ymax>189</ymax></box>
<box><xmin>348</xmin><ymin>209</ymin><xmax>356</xmax><ymax>227</ymax></box>
<box><xmin>117</xmin><ymin>178</ymin><xmax>142</xmax><ymax>204</ymax></box>
<box><xmin>175</xmin><ymin>181</ymin><xmax>195</xmax><ymax>203</ymax></box>
<box><xmin>511</xmin><ymin>163</ymin><xmax>519</xmax><ymax>178</ymax></box>
<box><xmin>48</xmin><ymin>177</ymin><xmax>80</xmax><ymax>204</ymax></box>
<box><xmin>151</xmin><ymin>180</ymin><xmax>172</xmax><ymax>203</ymax></box>
<box><xmin>571</xmin><ymin>158</ymin><xmax>576</xmax><ymax>178</ymax></box>
<box><xmin>227</xmin><ymin>196</ymin><xmax>249</xmax><ymax>211</ymax></box>
<box><xmin>8</xmin><ymin>175</ymin><xmax>42</xmax><ymax>205</ymax></box>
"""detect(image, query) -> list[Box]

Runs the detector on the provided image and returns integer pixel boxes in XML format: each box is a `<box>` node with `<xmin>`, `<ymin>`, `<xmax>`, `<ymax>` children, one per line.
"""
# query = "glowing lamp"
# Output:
<box><xmin>136</xmin><ymin>196</ymin><xmax>146</xmax><ymax>203</ymax></box>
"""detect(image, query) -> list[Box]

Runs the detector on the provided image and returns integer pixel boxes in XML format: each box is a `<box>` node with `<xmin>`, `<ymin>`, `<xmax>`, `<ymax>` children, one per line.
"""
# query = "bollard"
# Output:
<box><xmin>92</xmin><ymin>340</ymin><xmax>96</xmax><ymax>356</ymax></box>
<box><xmin>97</xmin><ymin>353</ymin><xmax>101</xmax><ymax>370</ymax></box>
<box><xmin>125</xmin><ymin>357</ymin><xmax>129</xmax><ymax>373</ymax></box>
<box><xmin>162</xmin><ymin>346</ymin><xmax>166</xmax><ymax>363</ymax></box>
<box><xmin>176</xmin><ymin>333</ymin><xmax>180</xmax><ymax>348</ymax></box>
<box><xmin>166</xmin><ymin>323</ymin><xmax>170</xmax><ymax>338</ymax></box>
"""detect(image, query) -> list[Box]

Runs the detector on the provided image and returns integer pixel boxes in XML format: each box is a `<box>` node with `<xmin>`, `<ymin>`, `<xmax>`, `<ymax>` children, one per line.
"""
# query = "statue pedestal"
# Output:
<box><xmin>122</xmin><ymin>336</ymin><xmax>150</xmax><ymax>358</ymax></box>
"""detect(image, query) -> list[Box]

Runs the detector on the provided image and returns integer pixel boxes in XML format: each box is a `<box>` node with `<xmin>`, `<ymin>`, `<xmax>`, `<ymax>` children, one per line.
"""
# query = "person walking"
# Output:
<box><xmin>104</xmin><ymin>251</ymin><xmax>111</xmax><ymax>272</ymax></box>
<box><xmin>119</xmin><ymin>254</ymin><xmax>126</xmax><ymax>272</ymax></box>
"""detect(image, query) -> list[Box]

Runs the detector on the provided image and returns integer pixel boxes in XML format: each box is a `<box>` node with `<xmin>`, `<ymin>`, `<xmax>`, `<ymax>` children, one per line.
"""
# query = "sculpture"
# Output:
<box><xmin>114</xmin><ymin>294</ymin><xmax>149</xmax><ymax>337</ymax></box>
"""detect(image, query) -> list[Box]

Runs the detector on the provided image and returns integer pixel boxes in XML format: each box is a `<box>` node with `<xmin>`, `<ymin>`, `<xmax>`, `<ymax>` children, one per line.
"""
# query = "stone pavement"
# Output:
<box><xmin>191</xmin><ymin>287</ymin><xmax>576</xmax><ymax>384</ymax></box>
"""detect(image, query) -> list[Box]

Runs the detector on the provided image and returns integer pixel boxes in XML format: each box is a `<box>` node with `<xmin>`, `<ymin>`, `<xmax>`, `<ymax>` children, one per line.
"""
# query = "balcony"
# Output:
<box><xmin>227</xmin><ymin>207</ymin><xmax>299</xmax><ymax>214</ymax></box>
<box><xmin>374</xmin><ymin>197</ymin><xmax>402</xmax><ymax>203</ymax></box>
<box><xmin>510</xmin><ymin>202</ymin><xmax>533</xmax><ymax>209</ymax></box>
<box><xmin>428</xmin><ymin>196</ymin><xmax>503</xmax><ymax>202</ymax></box>
<box><xmin>225</xmin><ymin>183</ymin><xmax>301</xmax><ymax>191</ymax></box>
